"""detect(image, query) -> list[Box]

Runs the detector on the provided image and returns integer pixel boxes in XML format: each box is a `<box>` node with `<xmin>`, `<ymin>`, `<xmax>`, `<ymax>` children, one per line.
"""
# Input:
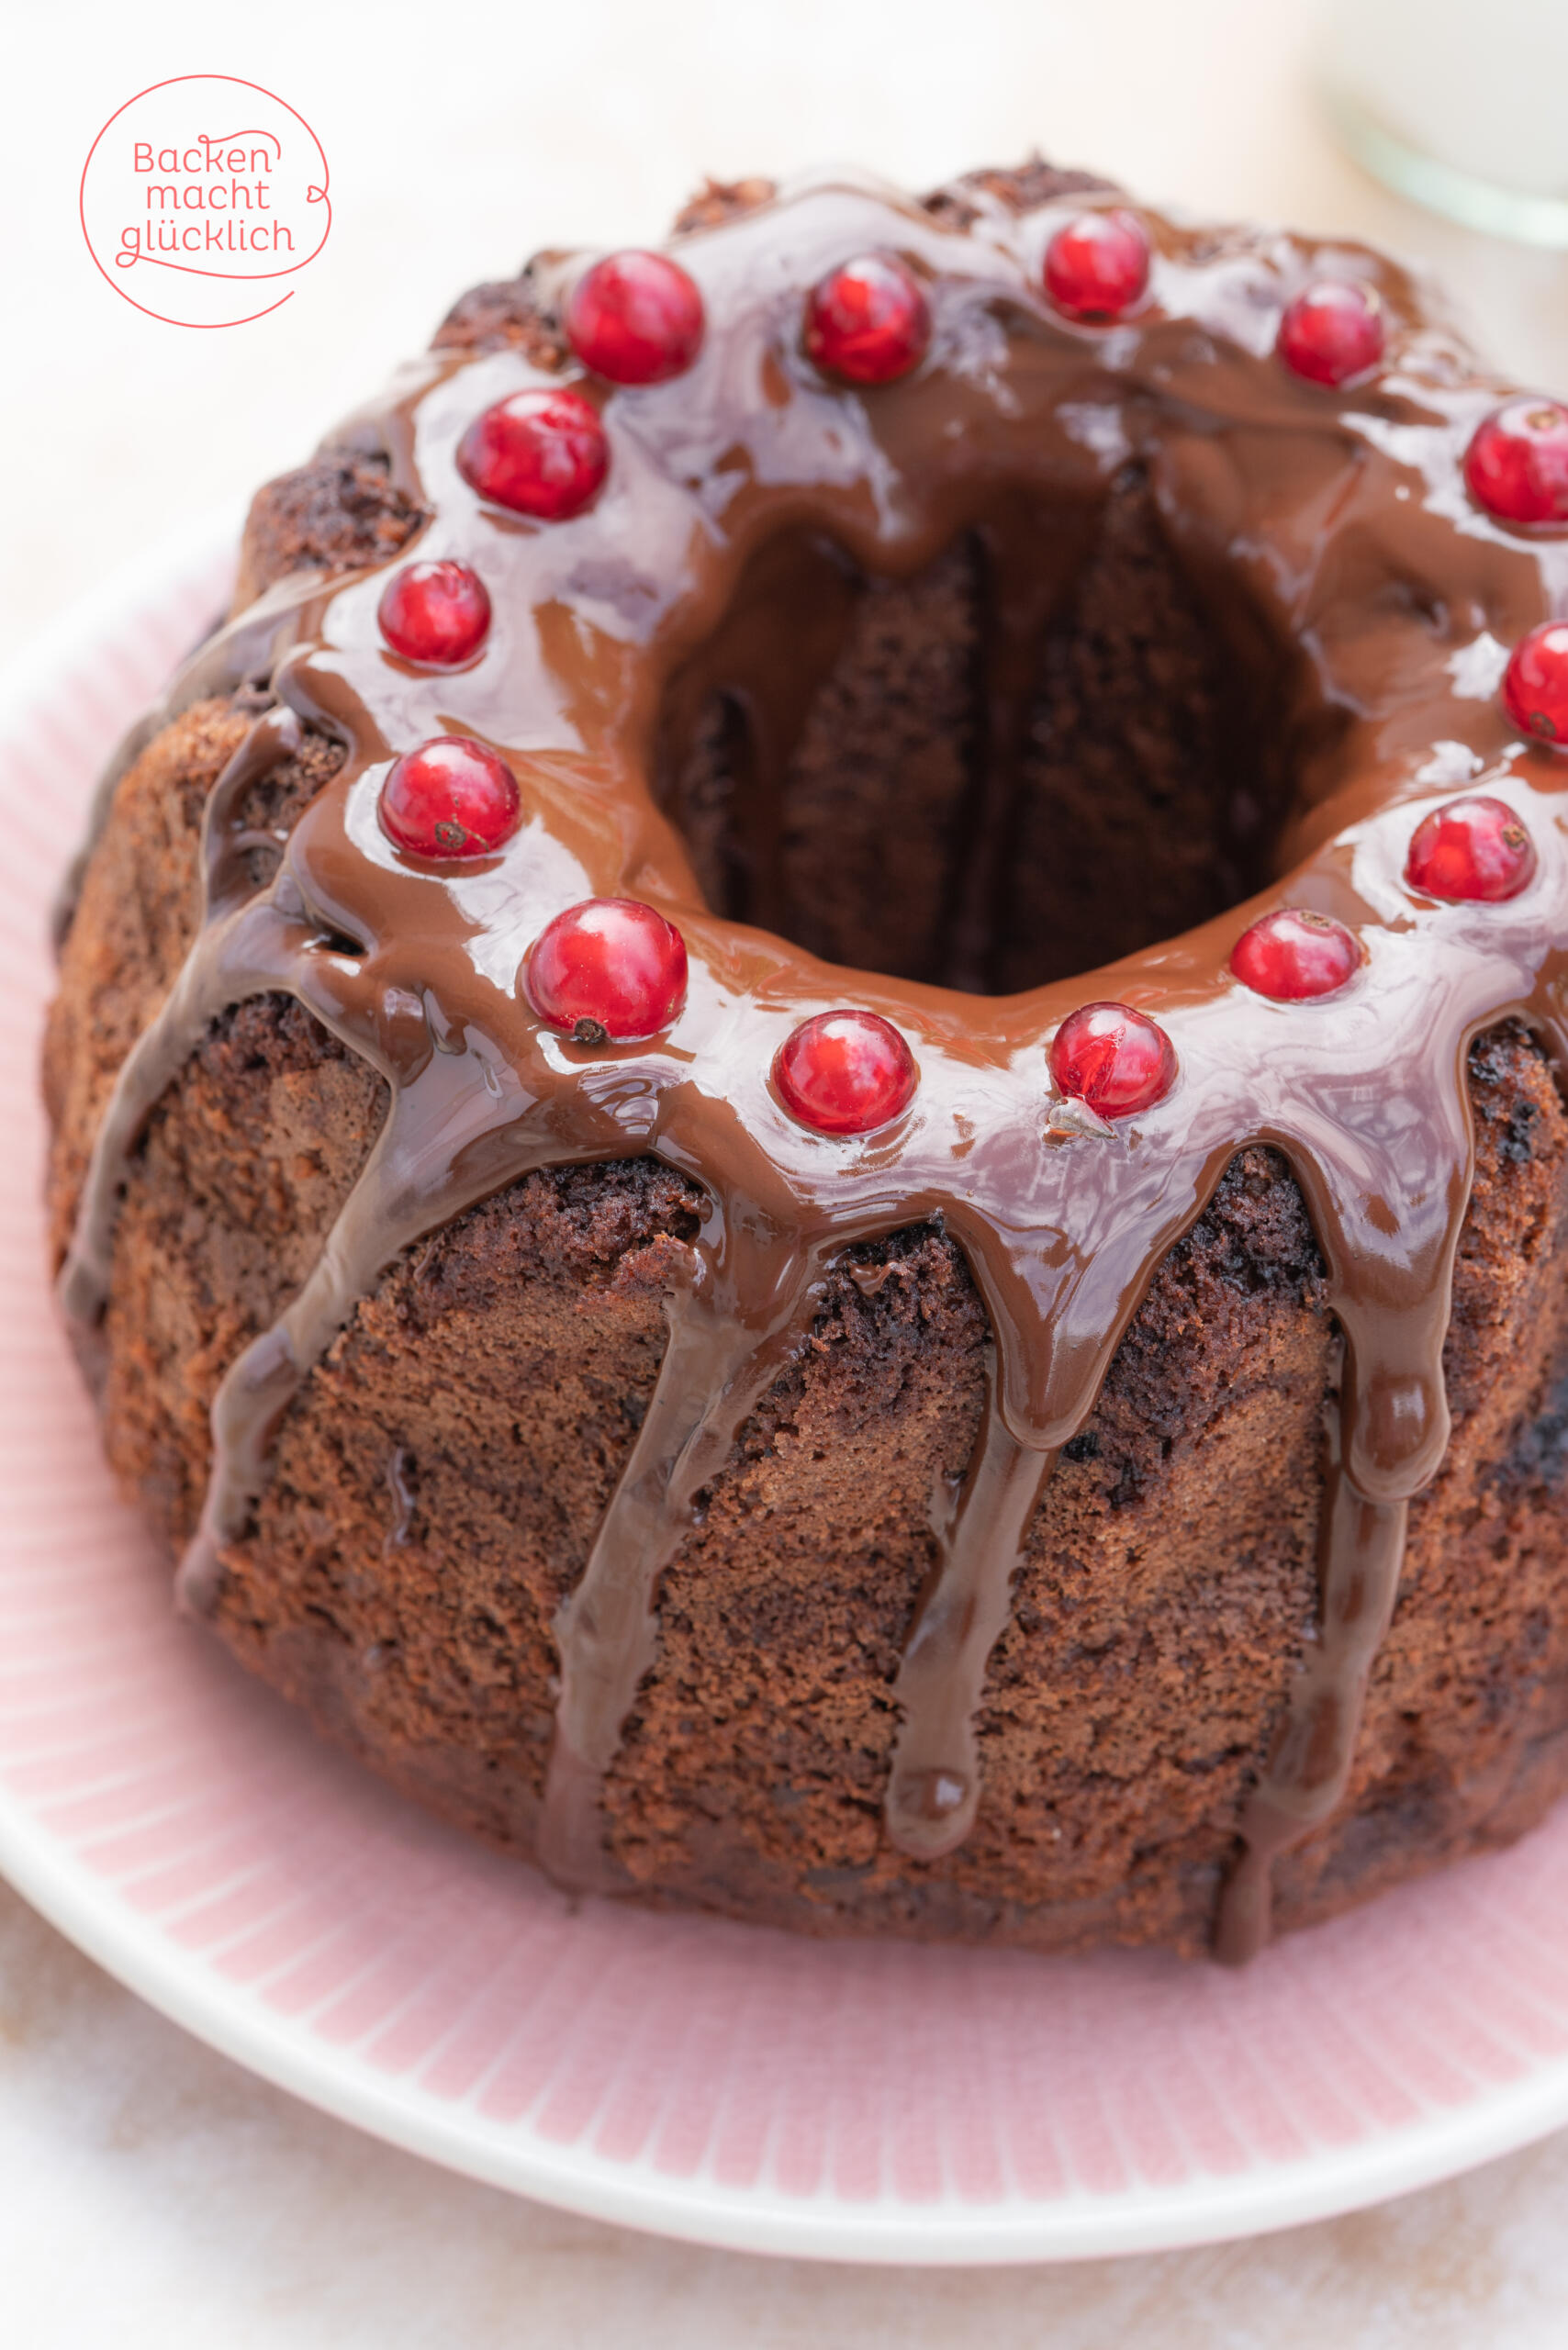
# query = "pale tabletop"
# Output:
<box><xmin>6</xmin><ymin>2</ymin><xmax>1568</xmax><ymax>2340</ymax></box>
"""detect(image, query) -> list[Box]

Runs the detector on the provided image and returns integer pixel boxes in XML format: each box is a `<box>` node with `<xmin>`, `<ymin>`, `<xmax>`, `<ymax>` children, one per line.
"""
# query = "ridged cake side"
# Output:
<box><xmin>45</xmin><ymin>583</ymin><xmax>1568</xmax><ymax>1958</ymax></box>
<box><xmin>47</xmin><ymin>158</ymin><xmax>1568</xmax><ymax>1956</ymax></box>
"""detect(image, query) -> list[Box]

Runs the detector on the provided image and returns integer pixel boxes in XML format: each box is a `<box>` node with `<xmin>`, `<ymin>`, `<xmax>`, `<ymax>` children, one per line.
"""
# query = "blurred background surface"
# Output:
<box><xmin>7</xmin><ymin>0</ymin><xmax>1568</xmax><ymax>651</ymax></box>
<box><xmin>5</xmin><ymin>1</ymin><xmax>1568</xmax><ymax>2341</ymax></box>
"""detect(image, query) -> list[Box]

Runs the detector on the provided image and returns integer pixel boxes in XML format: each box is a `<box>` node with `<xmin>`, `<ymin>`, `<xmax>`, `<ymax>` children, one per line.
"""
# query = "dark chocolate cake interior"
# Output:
<box><xmin>656</xmin><ymin>474</ymin><xmax>1312</xmax><ymax>990</ymax></box>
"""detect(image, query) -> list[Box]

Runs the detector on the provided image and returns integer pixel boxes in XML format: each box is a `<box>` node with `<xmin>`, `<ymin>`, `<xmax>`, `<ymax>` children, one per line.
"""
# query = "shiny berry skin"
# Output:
<box><xmin>1405</xmin><ymin>795</ymin><xmax>1537</xmax><ymax>901</ymax></box>
<box><xmin>377</xmin><ymin>560</ymin><xmax>492</xmax><ymax>667</ymax></box>
<box><xmin>773</xmin><ymin>1011</ymin><xmax>917</xmax><ymax>1135</ymax></box>
<box><xmin>379</xmin><ymin>736</ymin><xmax>520</xmax><ymax>859</ymax></box>
<box><xmin>1503</xmin><ymin>621</ymin><xmax>1568</xmax><ymax>746</ymax></box>
<box><xmin>1464</xmin><ymin>398</ymin><xmax>1568</xmax><ymax>529</ymax></box>
<box><xmin>1230</xmin><ymin>908</ymin><xmax>1361</xmax><ymax>1000</ymax></box>
<box><xmin>566</xmin><ymin>250</ymin><xmax>705</xmax><ymax>385</ymax></box>
<box><xmin>457</xmin><ymin>387</ymin><xmax>608</xmax><ymax>520</ymax></box>
<box><xmin>803</xmin><ymin>254</ymin><xmax>931</xmax><ymax>386</ymax></box>
<box><xmin>1042</xmin><ymin>209</ymin><xmax>1150</xmax><ymax>323</ymax></box>
<box><xmin>1276</xmin><ymin>280</ymin><xmax>1385</xmax><ymax>387</ymax></box>
<box><xmin>525</xmin><ymin>899</ymin><xmax>688</xmax><ymax>1042</ymax></box>
<box><xmin>1048</xmin><ymin>1002</ymin><xmax>1175</xmax><ymax>1117</ymax></box>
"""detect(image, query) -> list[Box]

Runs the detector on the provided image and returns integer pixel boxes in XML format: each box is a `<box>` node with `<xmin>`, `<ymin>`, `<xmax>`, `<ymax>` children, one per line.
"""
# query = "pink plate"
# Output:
<box><xmin>4</xmin><ymin>522</ymin><xmax>1568</xmax><ymax>2264</ymax></box>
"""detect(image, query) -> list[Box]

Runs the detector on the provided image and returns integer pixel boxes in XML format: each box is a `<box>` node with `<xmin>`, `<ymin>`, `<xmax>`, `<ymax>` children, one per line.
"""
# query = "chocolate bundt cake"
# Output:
<box><xmin>47</xmin><ymin>162</ymin><xmax>1568</xmax><ymax>1962</ymax></box>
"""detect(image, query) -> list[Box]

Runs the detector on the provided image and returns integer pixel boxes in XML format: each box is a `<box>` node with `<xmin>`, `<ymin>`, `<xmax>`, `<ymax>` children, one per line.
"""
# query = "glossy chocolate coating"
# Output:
<box><xmin>60</xmin><ymin>169</ymin><xmax>1568</xmax><ymax>1957</ymax></box>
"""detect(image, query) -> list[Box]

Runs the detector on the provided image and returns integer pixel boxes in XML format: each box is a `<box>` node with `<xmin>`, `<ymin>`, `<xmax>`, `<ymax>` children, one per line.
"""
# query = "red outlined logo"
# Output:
<box><xmin>81</xmin><ymin>75</ymin><xmax>330</xmax><ymax>329</ymax></box>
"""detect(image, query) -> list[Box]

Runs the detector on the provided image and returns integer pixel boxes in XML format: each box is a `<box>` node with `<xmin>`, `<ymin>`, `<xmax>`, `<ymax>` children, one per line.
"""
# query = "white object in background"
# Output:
<box><xmin>1320</xmin><ymin>0</ymin><xmax>1568</xmax><ymax>246</ymax></box>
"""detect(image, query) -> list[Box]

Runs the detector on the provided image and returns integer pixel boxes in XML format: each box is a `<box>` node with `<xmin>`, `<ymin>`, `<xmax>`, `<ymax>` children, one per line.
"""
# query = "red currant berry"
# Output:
<box><xmin>1230</xmin><ymin>908</ymin><xmax>1361</xmax><ymax>1000</ymax></box>
<box><xmin>377</xmin><ymin>560</ymin><xmax>491</xmax><ymax>667</ymax></box>
<box><xmin>457</xmin><ymin>387</ymin><xmax>608</xmax><ymax>521</ymax></box>
<box><xmin>803</xmin><ymin>254</ymin><xmax>931</xmax><ymax>386</ymax></box>
<box><xmin>1464</xmin><ymin>398</ymin><xmax>1568</xmax><ymax>529</ymax></box>
<box><xmin>525</xmin><ymin>899</ymin><xmax>688</xmax><ymax>1041</ymax></box>
<box><xmin>566</xmin><ymin>250</ymin><xmax>705</xmax><ymax>386</ymax></box>
<box><xmin>1405</xmin><ymin>795</ymin><xmax>1537</xmax><ymax>901</ymax></box>
<box><xmin>773</xmin><ymin>1011</ymin><xmax>917</xmax><ymax>1135</ymax></box>
<box><xmin>1503</xmin><ymin>621</ymin><xmax>1568</xmax><ymax>747</ymax></box>
<box><xmin>379</xmin><ymin>736</ymin><xmax>520</xmax><ymax>859</ymax></box>
<box><xmin>1276</xmin><ymin>281</ymin><xmax>1385</xmax><ymax>388</ymax></box>
<box><xmin>1048</xmin><ymin>1002</ymin><xmax>1175</xmax><ymax>1117</ymax></box>
<box><xmin>1042</xmin><ymin>209</ymin><xmax>1150</xmax><ymax>323</ymax></box>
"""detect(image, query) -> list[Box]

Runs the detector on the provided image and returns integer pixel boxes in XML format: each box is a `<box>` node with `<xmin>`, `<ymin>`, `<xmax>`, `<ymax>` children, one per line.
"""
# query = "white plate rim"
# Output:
<box><xmin>3</xmin><ymin>516</ymin><xmax>1567</xmax><ymax>2266</ymax></box>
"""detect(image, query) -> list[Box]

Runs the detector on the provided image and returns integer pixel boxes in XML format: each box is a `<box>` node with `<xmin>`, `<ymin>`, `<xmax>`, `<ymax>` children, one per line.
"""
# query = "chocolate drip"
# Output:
<box><xmin>60</xmin><ymin>708</ymin><xmax>315</xmax><ymax>1321</ymax></box>
<box><xmin>59</xmin><ymin>171</ymin><xmax>1568</xmax><ymax>1952</ymax></box>
<box><xmin>540</xmin><ymin>1240</ymin><xmax>818</xmax><ymax>1890</ymax></box>
<box><xmin>175</xmin><ymin>1044</ymin><xmax>562</xmax><ymax>1614</ymax></box>
<box><xmin>1215</xmin><ymin>1464</ymin><xmax>1408</xmax><ymax>1963</ymax></box>
<box><xmin>51</xmin><ymin>569</ymin><xmax>358</xmax><ymax>950</ymax></box>
<box><xmin>887</xmin><ymin>1377</ymin><xmax>1056</xmax><ymax>1860</ymax></box>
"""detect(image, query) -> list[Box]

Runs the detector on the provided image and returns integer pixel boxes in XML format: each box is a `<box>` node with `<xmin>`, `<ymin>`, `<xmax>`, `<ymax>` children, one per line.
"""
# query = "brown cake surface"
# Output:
<box><xmin>46</xmin><ymin>161</ymin><xmax>1568</xmax><ymax>1959</ymax></box>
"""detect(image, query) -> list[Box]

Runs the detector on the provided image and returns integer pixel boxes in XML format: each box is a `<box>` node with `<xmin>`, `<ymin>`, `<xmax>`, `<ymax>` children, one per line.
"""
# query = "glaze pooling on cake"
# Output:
<box><xmin>57</xmin><ymin>168</ymin><xmax>1568</xmax><ymax>1957</ymax></box>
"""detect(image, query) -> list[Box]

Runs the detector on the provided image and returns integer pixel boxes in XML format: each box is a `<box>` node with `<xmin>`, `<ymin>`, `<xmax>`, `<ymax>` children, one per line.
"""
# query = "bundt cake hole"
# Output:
<box><xmin>655</xmin><ymin>470</ymin><xmax>1316</xmax><ymax>993</ymax></box>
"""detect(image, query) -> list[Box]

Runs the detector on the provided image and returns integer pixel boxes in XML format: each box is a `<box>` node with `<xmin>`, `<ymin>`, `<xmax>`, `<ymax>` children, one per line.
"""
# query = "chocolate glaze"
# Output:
<box><xmin>59</xmin><ymin>169</ymin><xmax>1568</xmax><ymax>1958</ymax></box>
